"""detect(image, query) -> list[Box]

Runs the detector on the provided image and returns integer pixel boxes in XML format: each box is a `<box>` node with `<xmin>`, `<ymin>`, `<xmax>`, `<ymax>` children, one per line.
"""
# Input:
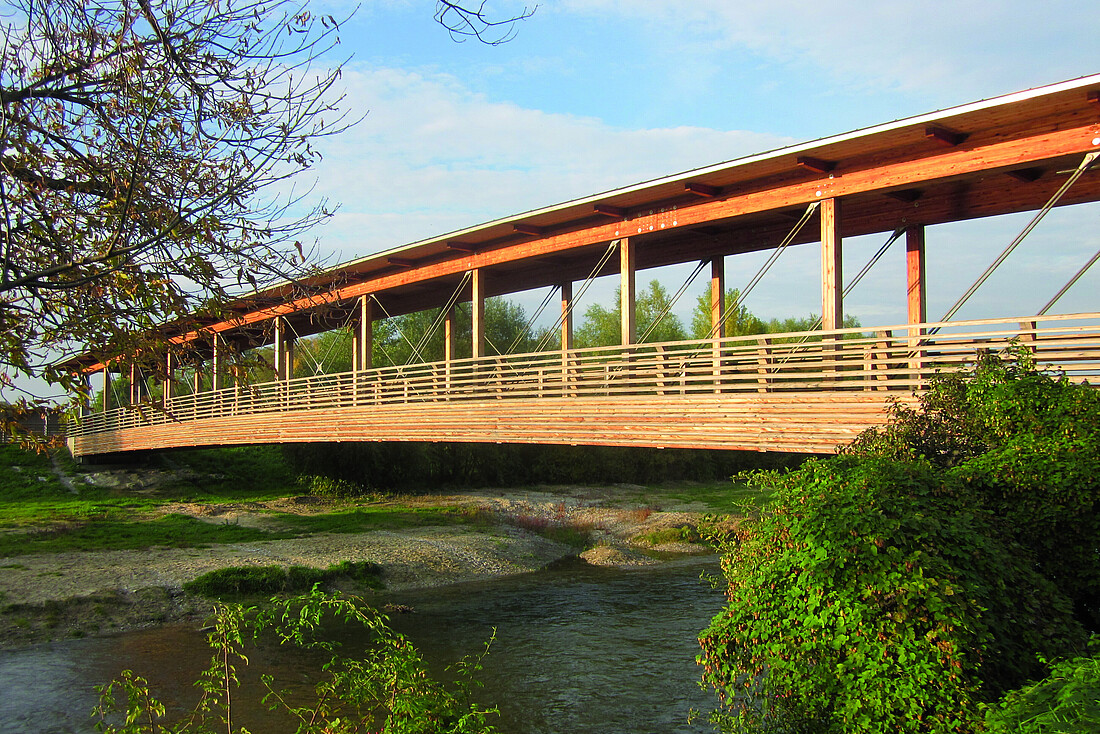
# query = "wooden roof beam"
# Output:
<box><xmin>1006</xmin><ymin>167</ymin><xmax>1044</xmax><ymax>183</ymax></box>
<box><xmin>594</xmin><ymin>204</ymin><xmax>628</xmax><ymax>218</ymax></box>
<box><xmin>797</xmin><ymin>156</ymin><xmax>836</xmax><ymax>174</ymax></box>
<box><xmin>685</xmin><ymin>182</ymin><xmax>721</xmax><ymax>198</ymax></box>
<box><xmin>513</xmin><ymin>223</ymin><xmax>545</xmax><ymax>236</ymax></box>
<box><xmin>925</xmin><ymin>125</ymin><xmax>969</xmax><ymax>147</ymax></box>
<box><xmin>1088</xmin><ymin>90</ymin><xmax>1100</xmax><ymax>107</ymax></box>
<box><xmin>884</xmin><ymin>188</ymin><xmax>923</xmax><ymax>203</ymax></box>
<box><xmin>388</xmin><ymin>257</ymin><xmax>416</xmax><ymax>268</ymax></box>
<box><xmin>446</xmin><ymin>241</ymin><xmax>477</xmax><ymax>253</ymax></box>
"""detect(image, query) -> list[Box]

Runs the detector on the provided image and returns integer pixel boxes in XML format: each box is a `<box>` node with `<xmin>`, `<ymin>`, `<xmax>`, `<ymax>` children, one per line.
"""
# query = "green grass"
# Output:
<box><xmin>662</xmin><ymin>479</ymin><xmax>776</xmax><ymax>511</ymax></box>
<box><xmin>0</xmin><ymin>445</ymin><xmax>300</xmax><ymax>528</ymax></box>
<box><xmin>183</xmin><ymin>560</ymin><xmax>384</xmax><ymax>600</ymax></box>
<box><xmin>0</xmin><ymin>514</ymin><xmax>278</xmax><ymax>557</ymax></box>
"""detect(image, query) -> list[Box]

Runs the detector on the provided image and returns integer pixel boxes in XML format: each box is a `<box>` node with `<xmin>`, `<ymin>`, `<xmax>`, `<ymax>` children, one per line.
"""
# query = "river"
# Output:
<box><xmin>0</xmin><ymin>556</ymin><xmax>727</xmax><ymax>733</ymax></box>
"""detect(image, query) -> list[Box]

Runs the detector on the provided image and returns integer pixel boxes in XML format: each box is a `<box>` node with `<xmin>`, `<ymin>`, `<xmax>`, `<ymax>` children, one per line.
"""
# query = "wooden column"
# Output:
<box><xmin>471</xmin><ymin>268</ymin><xmax>485</xmax><ymax>359</ymax></box>
<box><xmin>560</xmin><ymin>281</ymin><xmax>574</xmax><ymax>353</ymax></box>
<box><xmin>710</xmin><ymin>256</ymin><xmax>726</xmax><ymax>391</ymax></box>
<box><xmin>906</xmin><ymin>225</ymin><xmax>928</xmax><ymax>376</ymax></box>
<box><xmin>79</xmin><ymin>374</ymin><xmax>92</xmax><ymax>416</ymax></box>
<box><xmin>102</xmin><ymin>365</ymin><xmax>111</xmax><ymax>412</ymax></box>
<box><xmin>444</xmin><ymin>305</ymin><xmax>457</xmax><ymax>364</ymax></box>
<box><xmin>274</xmin><ymin>319</ymin><xmax>296</xmax><ymax>382</ymax></box>
<box><xmin>165</xmin><ymin>352</ymin><xmax>175</xmax><ymax>407</ymax></box>
<box><xmin>619</xmin><ymin>238</ymin><xmax>636</xmax><ymax>345</ymax></box>
<box><xmin>709</xmin><ymin>256</ymin><xmax>726</xmax><ymax>339</ymax></box>
<box><xmin>211</xmin><ymin>334</ymin><xmax>225</xmax><ymax>391</ymax></box>
<box><xmin>820</xmin><ymin>198</ymin><xmax>843</xmax><ymax>332</ymax></box>
<box><xmin>358</xmin><ymin>296</ymin><xmax>373</xmax><ymax>372</ymax></box>
<box><xmin>128</xmin><ymin>363</ymin><xmax>141</xmax><ymax>405</ymax></box>
<box><xmin>906</xmin><ymin>226</ymin><xmax>927</xmax><ymax>327</ymax></box>
<box><xmin>444</xmin><ymin>303</ymin><xmax>457</xmax><ymax>392</ymax></box>
<box><xmin>561</xmin><ymin>281</ymin><xmax>574</xmax><ymax>394</ymax></box>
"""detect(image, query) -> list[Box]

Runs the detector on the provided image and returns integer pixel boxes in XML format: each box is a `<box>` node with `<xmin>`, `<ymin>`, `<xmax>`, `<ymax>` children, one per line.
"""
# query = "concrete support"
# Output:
<box><xmin>820</xmin><ymin>198</ymin><xmax>843</xmax><ymax>332</ymax></box>
<box><xmin>619</xmin><ymin>238</ymin><xmax>636</xmax><ymax>345</ymax></box>
<box><xmin>471</xmin><ymin>268</ymin><xmax>485</xmax><ymax>358</ymax></box>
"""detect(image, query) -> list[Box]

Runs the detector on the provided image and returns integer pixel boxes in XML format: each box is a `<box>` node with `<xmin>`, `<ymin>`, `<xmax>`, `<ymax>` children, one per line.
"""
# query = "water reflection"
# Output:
<box><xmin>0</xmin><ymin>556</ymin><xmax>725</xmax><ymax>734</ymax></box>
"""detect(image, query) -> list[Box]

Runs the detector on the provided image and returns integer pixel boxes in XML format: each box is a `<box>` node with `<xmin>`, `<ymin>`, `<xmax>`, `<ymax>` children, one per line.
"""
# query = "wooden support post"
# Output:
<box><xmin>756</xmin><ymin>337</ymin><xmax>774</xmax><ymax>393</ymax></box>
<box><xmin>165</xmin><ymin>352</ymin><xmax>175</xmax><ymax>408</ymax></box>
<box><xmin>444</xmin><ymin>304</ymin><xmax>456</xmax><ymax>393</ymax></box>
<box><xmin>212</xmin><ymin>334</ymin><xmax>225</xmax><ymax>392</ymax></box>
<box><xmin>710</xmin><ymin>256</ymin><xmax>725</xmax><ymax>391</ymax></box>
<box><xmin>80</xmin><ymin>373</ymin><xmax>92</xmax><ymax>417</ymax></box>
<box><xmin>561</xmin><ymin>280</ymin><xmax>574</xmax><ymax>395</ymax></box>
<box><xmin>273</xmin><ymin>319</ymin><xmax>295</xmax><ymax>383</ymax></box>
<box><xmin>820</xmin><ymin>198</ymin><xmax>843</xmax><ymax>332</ymax></box>
<box><xmin>102</xmin><ymin>365</ymin><xmax>111</xmax><ymax>412</ymax></box>
<box><xmin>359</xmin><ymin>296</ymin><xmax>372</xmax><ymax>372</ymax></box>
<box><xmin>821</xmin><ymin>198</ymin><xmax>843</xmax><ymax>382</ymax></box>
<box><xmin>906</xmin><ymin>225</ymin><xmax>927</xmax><ymax>378</ymax></box>
<box><xmin>620</xmin><ymin>238</ymin><xmax>636</xmax><ymax>346</ymax></box>
<box><xmin>471</xmin><ymin>268</ymin><xmax>485</xmax><ymax>359</ymax></box>
<box><xmin>129</xmin><ymin>363</ymin><xmax>141</xmax><ymax>405</ymax></box>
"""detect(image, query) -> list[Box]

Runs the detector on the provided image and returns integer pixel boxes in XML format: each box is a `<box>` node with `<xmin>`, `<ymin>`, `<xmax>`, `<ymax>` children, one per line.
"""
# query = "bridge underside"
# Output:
<box><xmin>68</xmin><ymin>391</ymin><xmax>902</xmax><ymax>457</ymax></box>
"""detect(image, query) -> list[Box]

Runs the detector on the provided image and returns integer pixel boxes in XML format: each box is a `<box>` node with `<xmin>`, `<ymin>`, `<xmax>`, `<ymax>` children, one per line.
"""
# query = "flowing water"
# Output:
<box><xmin>0</xmin><ymin>556</ymin><xmax>726</xmax><ymax>733</ymax></box>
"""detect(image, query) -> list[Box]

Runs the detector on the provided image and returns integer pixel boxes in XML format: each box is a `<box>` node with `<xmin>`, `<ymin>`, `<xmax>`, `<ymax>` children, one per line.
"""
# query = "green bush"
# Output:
<box><xmin>184</xmin><ymin>561</ymin><xmax>383</xmax><ymax>599</ymax></box>
<box><xmin>94</xmin><ymin>588</ymin><xmax>498</xmax><ymax>733</ymax></box>
<box><xmin>984</xmin><ymin>638</ymin><xmax>1100</xmax><ymax>733</ymax></box>
<box><xmin>700</xmin><ymin>349</ymin><xmax>1098</xmax><ymax>733</ymax></box>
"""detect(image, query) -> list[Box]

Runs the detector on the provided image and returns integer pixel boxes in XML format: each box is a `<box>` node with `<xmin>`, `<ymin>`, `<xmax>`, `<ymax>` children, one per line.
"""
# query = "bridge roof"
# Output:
<box><xmin>67</xmin><ymin>74</ymin><xmax>1100</xmax><ymax>371</ymax></box>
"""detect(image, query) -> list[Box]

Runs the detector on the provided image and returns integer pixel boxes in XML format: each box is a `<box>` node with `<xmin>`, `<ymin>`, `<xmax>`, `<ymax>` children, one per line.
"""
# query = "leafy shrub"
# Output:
<box><xmin>700</xmin><ymin>349</ymin><xmax>1098</xmax><ymax>733</ymax></box>
<box><xmin>298</xmin><ymin>473</ymin><xmax>365</xmax><ymax>498</ymax></box>
<box><xmin>184</xmin><ymin>561</ymin><xmax>383</xmax><ymax>599</ymax></box>
<box><xmin>94</xmin><ymin>588</ymin><xmax>498</xmax><ymax>733</ymax></box>
<box><xmin>984</xmin><ymin>637</ymin><xmax>1100</xmax><ymax>733</ymax></box>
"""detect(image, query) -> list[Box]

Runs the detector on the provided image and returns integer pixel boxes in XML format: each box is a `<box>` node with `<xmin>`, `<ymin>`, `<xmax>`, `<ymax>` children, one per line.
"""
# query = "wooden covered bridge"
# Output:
<box><xmin>65</xmin><ymin>76</ymin><xmax>1100</xmax><ymax>457</ymax></box>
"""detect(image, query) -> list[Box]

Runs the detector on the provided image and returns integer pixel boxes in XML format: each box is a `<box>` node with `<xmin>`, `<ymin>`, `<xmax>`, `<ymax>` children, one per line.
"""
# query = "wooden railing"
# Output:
<box><xmin>68</xmin><ymin>313</ymin><xmax>1100</xmax><ymax>443</ymax></box>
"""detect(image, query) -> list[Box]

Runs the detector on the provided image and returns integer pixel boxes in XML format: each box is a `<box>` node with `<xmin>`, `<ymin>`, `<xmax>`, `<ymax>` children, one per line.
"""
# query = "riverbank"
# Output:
<box><xmin>0</xmin><ymin>479</ymin><xmax>732</xmax><ymax>649</ymax></box>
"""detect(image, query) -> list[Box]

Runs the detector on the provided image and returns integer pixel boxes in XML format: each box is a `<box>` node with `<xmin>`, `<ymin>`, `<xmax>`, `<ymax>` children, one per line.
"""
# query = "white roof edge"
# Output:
<box><xmin>319</xmin><ymin>73</ymin><xmax>1100</xmax><ymax>276</ymax></box>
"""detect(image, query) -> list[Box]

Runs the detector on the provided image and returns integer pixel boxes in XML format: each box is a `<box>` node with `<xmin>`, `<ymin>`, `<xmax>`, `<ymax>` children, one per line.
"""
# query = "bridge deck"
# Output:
<box><xmin>67</xmin><ymin>314</ymin><xmax>1100</xmax><ymax>456</ymax></box>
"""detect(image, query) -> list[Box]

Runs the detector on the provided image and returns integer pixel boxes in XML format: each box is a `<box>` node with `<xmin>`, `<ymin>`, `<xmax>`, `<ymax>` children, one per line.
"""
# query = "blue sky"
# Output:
<box><xmin>297</xmin><ymin>0</ymin><xmax>1100</xmax><ymax>330</ymax></box>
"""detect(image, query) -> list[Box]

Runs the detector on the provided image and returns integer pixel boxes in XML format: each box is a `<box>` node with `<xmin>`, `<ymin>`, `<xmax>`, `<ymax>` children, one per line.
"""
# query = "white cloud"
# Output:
<box><xmin>307</xmin><ymin>64</ymin><xmax>793</xmax><ymax>260</ymax></box>
<box><xmin>556</xmin><ymin>0</ymin><xmax>1100</xmax><ymax>100</ymax></box>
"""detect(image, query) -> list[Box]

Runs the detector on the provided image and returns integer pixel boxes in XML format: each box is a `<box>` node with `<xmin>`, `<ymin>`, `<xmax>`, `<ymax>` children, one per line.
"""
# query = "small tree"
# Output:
<box><xmin>94</xmin><ymin>587</ymin><xmax>499</xmax><ymax>733</ymax></box>
<box><xmin>575</xmin><ymin>281</ymin><xmax>688</xmax><ymax>348</ymax></box>
<box><xmin>0</xmin><ymin>0</ymin><xmax>535</xmax><ymax>444</ymax></box>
